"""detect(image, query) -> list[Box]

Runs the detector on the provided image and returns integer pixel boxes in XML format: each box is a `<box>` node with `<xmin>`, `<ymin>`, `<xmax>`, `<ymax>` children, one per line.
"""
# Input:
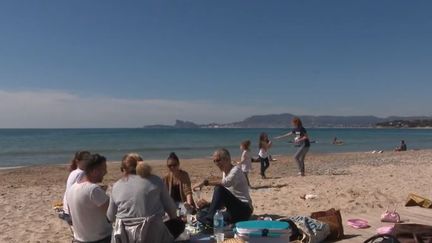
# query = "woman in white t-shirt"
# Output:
<box><xmin>63</xmin><ymin>151</ymin><xmax>91</xmax><ymax>214</ymax></box>
<box><xmin>237</xmin><ymin>140</ymin><xmax>252</xmax><ymax>187</ymax></box>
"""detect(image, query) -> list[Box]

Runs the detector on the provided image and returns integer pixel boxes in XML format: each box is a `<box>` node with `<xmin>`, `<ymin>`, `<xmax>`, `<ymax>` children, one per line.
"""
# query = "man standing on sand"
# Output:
<box><xmin>66</xmin><ymin>154</ymin><xmax>112</xmax><ymax>243</ymax></box>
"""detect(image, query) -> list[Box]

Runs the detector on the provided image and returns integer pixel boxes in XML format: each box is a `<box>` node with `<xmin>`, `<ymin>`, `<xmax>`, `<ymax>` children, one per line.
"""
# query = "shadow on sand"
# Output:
<box><xmin>251</xmin><ymin>183</ymin><xmax>288</xmax><ymax>190</ymax></box>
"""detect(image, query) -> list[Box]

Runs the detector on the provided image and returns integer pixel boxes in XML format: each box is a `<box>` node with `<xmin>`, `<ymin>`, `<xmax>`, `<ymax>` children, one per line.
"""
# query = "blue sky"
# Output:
<box><xmin>0</xmin><ymin>1</ymin><xmax>431</xmax><ymax>127</ymax></box>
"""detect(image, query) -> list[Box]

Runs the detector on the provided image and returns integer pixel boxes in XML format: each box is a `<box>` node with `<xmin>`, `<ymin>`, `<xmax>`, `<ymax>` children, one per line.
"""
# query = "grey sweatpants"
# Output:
<box><xmin>294</xmin><ymin>145</ymin><xmax>309</xmax><ymax>173</ymax></box>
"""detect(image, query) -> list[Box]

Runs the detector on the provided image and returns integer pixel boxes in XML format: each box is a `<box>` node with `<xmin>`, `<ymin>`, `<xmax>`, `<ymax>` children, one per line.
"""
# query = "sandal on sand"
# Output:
<box><xmin>347</xmin><ymin>219</ymin><xmax>370</xmax><ymax>229</ymax></box>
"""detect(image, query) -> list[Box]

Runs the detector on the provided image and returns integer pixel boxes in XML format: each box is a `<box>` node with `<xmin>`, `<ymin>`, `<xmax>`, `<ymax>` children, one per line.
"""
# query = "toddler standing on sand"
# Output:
<box><xmin>258</xmin><ymin>132</ymin><xmax>272</xmax><ymax>179</ymax></box>
<box><xmin>238</xmin><ymin>140</ymin><xmax>252</xmax><ymax>187</ymax></box>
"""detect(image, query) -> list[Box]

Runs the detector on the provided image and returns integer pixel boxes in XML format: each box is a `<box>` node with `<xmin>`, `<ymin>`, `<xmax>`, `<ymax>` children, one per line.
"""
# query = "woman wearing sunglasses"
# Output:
<box><xmin>163</xmin><ymin>152</ymin><xmax>196</xmax><ymax>210</ymax></box>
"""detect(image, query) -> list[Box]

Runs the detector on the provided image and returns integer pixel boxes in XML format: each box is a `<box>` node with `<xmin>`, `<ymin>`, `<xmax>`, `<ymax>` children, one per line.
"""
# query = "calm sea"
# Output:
<box><xmin>0</xmin><ymin>128</ymin><xmax>431</xmax><ymax>167</ymax></box>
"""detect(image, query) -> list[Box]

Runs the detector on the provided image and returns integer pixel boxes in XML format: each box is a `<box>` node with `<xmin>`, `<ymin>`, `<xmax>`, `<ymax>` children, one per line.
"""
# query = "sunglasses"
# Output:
<box><xmin>167</xmin><ymin>164</ymin><xmax>179</xmax><ymax>168</ymax></box>
<box><xmin>213</xmin><ymin>158</ymin><xmax>222</xmax><ymax>163</ymax></box>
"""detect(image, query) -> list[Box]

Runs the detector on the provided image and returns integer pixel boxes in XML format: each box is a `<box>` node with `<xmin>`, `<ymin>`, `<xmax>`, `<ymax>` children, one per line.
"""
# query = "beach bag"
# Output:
<box><xmin>311</xmin><ymin>208</ymin><xmax>344</xmax><ymax>240</ymax></box>
<box><xmin>405</xmin><ymin>193</ymin><xmax>432</xmax><ymax>208</ymax></box>
<box><xmin>234</xmin><ymin>220</ymin><xmax>291</xmax><ymax>243</ymax></box>
<box><xmin>286</xmin><ymin>216</ymin><xmax>330</xmax><ymax>243</ymax></box>
<box><xmin>381</xmin><ymin>208</ymin><xmax>401</xmax><ymax>223</ymax></box>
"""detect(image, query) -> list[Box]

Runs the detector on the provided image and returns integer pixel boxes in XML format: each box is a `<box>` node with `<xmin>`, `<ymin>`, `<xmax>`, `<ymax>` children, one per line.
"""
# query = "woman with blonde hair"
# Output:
<box><xmin>275</xmin><ymin>117</ymin><xmax>311</xmax><ymax>176</ymax></box>
<box><xmin>107</xmin><ymin>153</ymin><xmax>184</xmax><ymax>240</ymax></box>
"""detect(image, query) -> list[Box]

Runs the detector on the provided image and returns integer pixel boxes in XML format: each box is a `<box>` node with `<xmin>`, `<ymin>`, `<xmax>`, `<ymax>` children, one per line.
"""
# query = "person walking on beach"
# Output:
<box><xmin>275</xmin><ymin>117</ymin><xmax>310</xmax><ymax>176</ymax></box>
<box><xmin>258</xmin><ymin>132</ymin><xmax>272</xmax><ymax>179</ymax></box>
<box><xmin>66</xmin><ymin>154</ymin><xmax>112</xmax><ymax>243</ymax></box>
<box><xmin>193</xmin><ymin>148</ymin><xmax>253</xmax><ymax>226</ymax></box>
<box><xmin>237</xmin><ymin>140</ymin><xmax>252</xmax><ymax>187</ymax></box>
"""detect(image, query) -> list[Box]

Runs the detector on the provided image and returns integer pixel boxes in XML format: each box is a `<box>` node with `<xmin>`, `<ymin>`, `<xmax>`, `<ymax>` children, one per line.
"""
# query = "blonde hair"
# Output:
<box><xmin>121</xmin><ymin>153</ymin><xmax>143</xmax><ymax>174</ymax></box>
<box><xmin>136</xmin><ymin>161</ymin><xmax>152</xmax><ymax>178</ymax></box>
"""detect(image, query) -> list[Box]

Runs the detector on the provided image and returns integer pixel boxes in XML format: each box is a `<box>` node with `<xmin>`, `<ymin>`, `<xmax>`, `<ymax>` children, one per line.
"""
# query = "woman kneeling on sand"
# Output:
<box><xmin>163</xmin><ymin>152</ymin><xmax>196</xmax><ymax>210</ymax></box>
<box><xmin>107</xmin><ymin>153</ymin><xmax>185</xmax><ymax>240</ymax></box>
<box><xmin>193</xmin><ymin>148</ymin><xmax>253</xmax><ymax>226</ymax></box>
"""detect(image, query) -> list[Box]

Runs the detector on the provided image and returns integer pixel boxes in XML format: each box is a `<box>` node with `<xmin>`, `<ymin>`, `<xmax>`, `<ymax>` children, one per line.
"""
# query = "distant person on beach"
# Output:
<box><xmin>258</xmin><ymin>132</ymin><xmax>272</xmax><ymax>179</ymax></box>
<box><xmin>193</xmin><ymin>148</ymin><xmax>253</xmax><ymax>226</ymax></box>
<box><xmin>237</xmin><ymin>140</ymin><xmax>252</xmax><ymax>187</ymax></box>
<box><xmin>163</xmin><ymin>152</ymin><xmax>196</xmax><ymax>210</ymax></box>
<box><xmin>107</xmin><ymin>153</ymin><xmax>184</xmax><ymax>240</ymax></box>
<box><xmin>275</xmin><ymin>117</ymin><xmax>310</xmax><ymax>176</ymax></box>
<box><xmin>66</xmin><ymin>154</ymin><xmax>112</xmax><ymax>243</ymax></box>
<box><xmin>62</xmin><ymin>151</ymin><xmax>91</xmax><ymax>215</ymax></box>
<box><xmin>332</xmin><ymin>137</ymin><xmax>344</xmax><ymax>145</ymax></box>
<box><xmin>395</xmin><ymin>140</ymin><xmax>407</xmax><ymax>152</ymax></box>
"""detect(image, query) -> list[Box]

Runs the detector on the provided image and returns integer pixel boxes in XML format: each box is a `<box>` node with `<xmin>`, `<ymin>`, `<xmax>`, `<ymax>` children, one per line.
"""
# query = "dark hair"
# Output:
<box><xmin>69</xmin><ymin>151</ymin><xmax>91</xmax><ymax>172</ymax></box>
<box><xmin>259</xmin><ymin>132</ymin><xmax>269</xmax><ymax>149</ymax></box>
<box><xmin>241</xmin><ymin>140</ymin><xmax>251</xmax><ymax>150</ymax></box>
<box><xmin>82</xmin><ymin>154</ymin><xmax>106</xmax><ymax>176</ymax></box>
<box><xmin>167</xmin><ymin>152</ymin><xmax>180</xmax><ymax>165</ymax></box>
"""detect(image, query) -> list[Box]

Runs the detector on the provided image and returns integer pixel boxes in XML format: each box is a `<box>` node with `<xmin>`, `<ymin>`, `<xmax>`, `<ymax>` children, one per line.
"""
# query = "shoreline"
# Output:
<box><xmin>0</xmin><ymin>148</ymin><xmax>428</xmax><ymax>170</ymax></box>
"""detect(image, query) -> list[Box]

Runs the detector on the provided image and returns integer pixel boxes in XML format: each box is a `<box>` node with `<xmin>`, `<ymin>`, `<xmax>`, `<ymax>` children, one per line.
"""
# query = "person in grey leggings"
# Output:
<box><xmin>274</xmin><ymin>117</ymin><xmax>311</xmax><ymax>176</ymax></box>
<box><xmin>294</xmin><ymin>144</ymin><xmax>309</xmax><ymax>175</ymax></box>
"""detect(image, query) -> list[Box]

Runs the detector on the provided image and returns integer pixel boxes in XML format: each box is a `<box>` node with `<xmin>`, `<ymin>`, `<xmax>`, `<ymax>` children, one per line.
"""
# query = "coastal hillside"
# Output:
<box><xmin>376</xmin><ymin>119</ymin><xmax>432</xmax><ymax>128</ymax></box>
<box><xmin>144</xmin><ymin>114</ymin><xmax>432</xmax><ymax>128</ymax></box>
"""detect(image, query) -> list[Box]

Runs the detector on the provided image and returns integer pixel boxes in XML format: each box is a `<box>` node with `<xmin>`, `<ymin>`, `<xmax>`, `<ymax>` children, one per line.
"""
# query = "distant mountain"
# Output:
<box><xmin>143</xmin><ymin>114</ymin><xmax>432</xmax><ymax>128</ymax></box>
<box><xmin>376</xmin><ymin>119</ymin><xmax>432</xmax><ymax>128</ymax></box>
<box><xmin>227</xmin><ymin>114</ymin><xmax>384</xmax><ymax>128</ymax></box>
<box><xmin>143</xmin><ymin>120</ymin><xmax>200</xmax><ymax>129</ymax></box>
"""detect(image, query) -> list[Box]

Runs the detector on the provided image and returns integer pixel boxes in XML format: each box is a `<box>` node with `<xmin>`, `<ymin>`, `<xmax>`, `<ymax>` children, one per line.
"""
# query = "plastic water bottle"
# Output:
<box><xmin>213</xmin><ymin>210</ymin><xmax>224</xmax><ymax>242</ymax></box>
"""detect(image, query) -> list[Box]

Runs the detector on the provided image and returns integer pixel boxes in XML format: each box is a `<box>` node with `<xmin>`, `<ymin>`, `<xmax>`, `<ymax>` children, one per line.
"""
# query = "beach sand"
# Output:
<box><xmin>1</xmin><ymin>150</ymin><xmax>431</xmax><ymax>242</ymax></box>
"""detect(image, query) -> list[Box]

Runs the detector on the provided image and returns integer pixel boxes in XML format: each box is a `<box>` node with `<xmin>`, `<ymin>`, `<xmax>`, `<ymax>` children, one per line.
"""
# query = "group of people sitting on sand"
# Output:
<box><xmin>62</xmin><ymin>148</ymin><xmax>254</xmax><ymax>242</ymax></box>
<box><xmin>61</xmin><ymin>117</ymin><xmax>311</xmax><ymax>242</ymax></box>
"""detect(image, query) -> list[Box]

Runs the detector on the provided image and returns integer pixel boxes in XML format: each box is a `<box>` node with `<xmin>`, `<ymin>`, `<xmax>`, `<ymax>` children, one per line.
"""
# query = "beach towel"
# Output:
<box><xmin>285</xmin><ymin>216</ymin><xmax>330</xmax><ymax>243</ymax></box>
<box><xmin>405</xmin><ymin>193</ymin><xmax>432</xmax><ymax>208</ymax></box>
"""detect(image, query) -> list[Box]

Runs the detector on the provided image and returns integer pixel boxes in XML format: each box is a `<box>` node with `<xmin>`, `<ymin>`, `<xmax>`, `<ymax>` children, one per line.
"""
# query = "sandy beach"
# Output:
<box><xmin>1</xmin><ymin>149</ymin><xmax>431</xmax><ymax>242</ymax></box>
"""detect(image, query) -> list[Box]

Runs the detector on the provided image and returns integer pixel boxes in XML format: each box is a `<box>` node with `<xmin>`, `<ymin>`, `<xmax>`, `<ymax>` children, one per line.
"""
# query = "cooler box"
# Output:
<box><xmin>234</xmin><ymin>220</ymin><xmax>291</xmax><ymax>243</ymax></box>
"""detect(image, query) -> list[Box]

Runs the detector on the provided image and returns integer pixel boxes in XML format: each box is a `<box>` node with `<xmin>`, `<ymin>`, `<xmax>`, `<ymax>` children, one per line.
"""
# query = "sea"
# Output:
<box><xmin>1</xmin><ymin>128</ymin><xmax>431</xmax><ymax>167</ymax></box>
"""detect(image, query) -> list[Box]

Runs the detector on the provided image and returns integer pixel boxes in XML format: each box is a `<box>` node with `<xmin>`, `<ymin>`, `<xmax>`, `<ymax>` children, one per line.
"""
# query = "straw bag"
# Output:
<box><xmin>310</xmin><ymin>208</ymin><xmax>344</xmax><ymax>240</ymax></box>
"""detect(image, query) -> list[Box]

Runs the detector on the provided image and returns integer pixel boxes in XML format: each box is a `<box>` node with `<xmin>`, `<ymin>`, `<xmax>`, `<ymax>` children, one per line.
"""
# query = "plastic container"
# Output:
<box><xmin>213</xmin><ymin>210</ymin><xmax>224</xmax><ymax>242</ymax></box>
<box><xmin>235</xmin><ymin>220</ymin><xmax>291</xmax><ymax>239</ymax></box>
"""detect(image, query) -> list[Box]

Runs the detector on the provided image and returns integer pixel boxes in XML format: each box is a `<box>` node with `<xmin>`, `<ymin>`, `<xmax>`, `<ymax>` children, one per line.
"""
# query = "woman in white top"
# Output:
<box><xmin>258</xmin><ymin>132</ymin><xmax>272</xmax><ymax>179</ymax></box>
<box><xmin>63</xmin><ymin>151</ymin><xmax>91</xmax><ymax>214</ymax></box>
<box><xmin>238</xmin><ymin>140</ymin><xmax>252</xmax><ymax>187</ymax></box>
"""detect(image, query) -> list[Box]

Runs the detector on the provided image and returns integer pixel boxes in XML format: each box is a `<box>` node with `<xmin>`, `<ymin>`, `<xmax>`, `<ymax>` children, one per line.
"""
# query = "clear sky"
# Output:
<box><xmin>0</xmin><ymin>1</ymin><xmax>431</xmax><ymax>128</ymax></box>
